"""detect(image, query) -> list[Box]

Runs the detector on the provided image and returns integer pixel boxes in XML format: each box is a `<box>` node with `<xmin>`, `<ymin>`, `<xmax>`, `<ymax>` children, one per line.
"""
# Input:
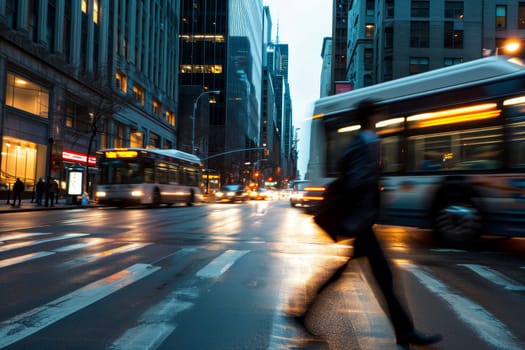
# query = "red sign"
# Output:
<box><xmin>62</xmin><ymin>150</ymin><xmax>97</xmax><ymax>166</ymax></box>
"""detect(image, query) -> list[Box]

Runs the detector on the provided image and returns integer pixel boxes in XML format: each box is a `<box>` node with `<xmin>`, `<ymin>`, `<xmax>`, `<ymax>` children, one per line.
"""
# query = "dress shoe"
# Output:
<box><xmin>396</xmin><ymin>330</ymin><xmax>443</xmax><ymax>346</ymax></box>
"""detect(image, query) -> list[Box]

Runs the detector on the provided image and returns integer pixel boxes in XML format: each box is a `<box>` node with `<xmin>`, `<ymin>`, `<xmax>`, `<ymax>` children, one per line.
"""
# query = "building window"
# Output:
<box><xmin>115</xmin><ymin>70</ymin><xmax>127</xmax><ymax>93</ymax></box>
<box><xmin>366</xmin><ymin>0</ymin><xmax>375</xmax><ymax>16</ymax></box>
<box><xmin>180</xmin><ymin>64</ymin><xmax>223</xmax><ymax>74</ymax></box>
<box><xmin>364</xmin><ymin>48</ymin><xmax>373</xmax><ymax>70</ymax></box>
<box><xmin>496</xmin><ymin>5</ymin><xmax>507</xmax><ymax>30</ymax></box>
<box><xmin>365</xmin><ymin>23</ymin><xmax>375</xmax><ymax>38</ymax></box>
<box><xmin>444</xmin><ymin>57</ymin><xmax>463</xmax><ymax>66</ymax></box>
<box><xmin>153</xmin><ymin>99</ymin><xmax>162</xmax><ymax>117</ymax></box>
<box><xmin>166</xmin><ymin>110</ymin><xmax>175</xmax><ymax>126</ymax></box>
<box><xmin>5</xmin><ymin>72</ymin><xmax>49</xmax><ymax>118</ymax></box>
<box><xmin>410</xmin><ymin>21</ymin><xmax>429</xmax><ymax>48</ymax></box>
<box><xmin>411</xmin><ymin>1</ymin><xmax>429</xmax><ymax>17</ymax></box>
<box><xmin>516</xmin><ymin>3</ymin><xmax>525</xmax><ymax>28</ymax></box>
<box><xmin>132</xmin><ymin>83</ymin><xmax>145</xmax><ymax>105</ymax></box>
<box><xmin>409</xmin><ymin>57</ymin><xmax>429</xmax><ymax>75</ymax></box>
<box><xmin>149</xmin><ymin>132</ymin><xmax>161</xmax><ymax>149</ymax></box>
<box><xmin>384</xmin><ymin>27</ymin><xmax>394</xmax><ymax>49</ymax></box>
<box><xmin>444</xmin><ymin>22</ymin><xmax>463</xmax><ymax>48</ymax></box>
<box><xmin>386</xmin><ymin>0</ymin><xmax>394</xmax><ymax>18</ymax></box>
<box><xmin>445</xmin><ymin>1</ymin><xmax>464</xmax><ymax>19</ymax></box>
<box><xmin>114</xmin><ymin>122</ymin><xmax>126</xmax><ymax>148</ymax></box>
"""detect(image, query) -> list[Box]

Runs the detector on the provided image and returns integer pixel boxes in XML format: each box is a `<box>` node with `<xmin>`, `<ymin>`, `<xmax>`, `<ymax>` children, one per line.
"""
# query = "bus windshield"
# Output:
<box><xmin>98</xmin><ymin>158</ymin><xmax>155</xmax><ymax>185</ymax></box>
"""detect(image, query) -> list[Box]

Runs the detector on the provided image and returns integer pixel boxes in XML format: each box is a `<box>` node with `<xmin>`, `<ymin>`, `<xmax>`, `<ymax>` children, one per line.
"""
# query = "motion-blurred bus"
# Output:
<box><xmin>95</xmin><ymin>148</ymin><xmax>203</xmax><ymax>207</ymax></box>
<box><xmin>308</xmin><ymin>56</ymin><xmax>525</xmax><ymax>246</ymax></box>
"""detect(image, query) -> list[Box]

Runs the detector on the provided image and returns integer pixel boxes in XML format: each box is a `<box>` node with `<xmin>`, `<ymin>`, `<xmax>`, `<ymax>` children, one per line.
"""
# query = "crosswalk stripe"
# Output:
<box><xmin>111</xmin><ymin>249</ymin><xmax>248</xmax><ymax>350</ymax></box>
<box><xmin>0</xmin><ymin>251</ymin><xmax>55</xmax><ymax>269</ymax></box>
<box><xmin>0</xmin><ymin>263</ymin><xmax>160</xmax><ymax>349</ymax></box>
<box><xmin>196</xmin><ymin>249</ymin><xmax>249</xmax><ymax>278</ymax></box>
<box><xmin>0</xmin><ymin>233</ymin><xmax>89</xmax><ymax>253</ymax></box>
<box><xmin>60</xmin><ymin>242</ymin><xmax>152</xmax><ymax>268</ymax></box>
<box><xmin>400</xmin><ymin>262</ymin><xmax>522</xmax><ymax>350</ymax></box>
<box><xmin>458</xmin><ymin>264</ymin><xmax>525</xmax><ymax>292</ymax></box>
<box><xmin>0</xmin><ymin>232</ymin><xmax>52</xmax><ymax>242</ymax></box>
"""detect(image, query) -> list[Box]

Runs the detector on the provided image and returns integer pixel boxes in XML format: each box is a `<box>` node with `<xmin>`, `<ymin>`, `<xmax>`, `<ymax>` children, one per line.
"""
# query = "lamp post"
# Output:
<box><xmin>192</xmin><ymin>90</ymin><xmax>220</xmax><ymax>155</ymax></box>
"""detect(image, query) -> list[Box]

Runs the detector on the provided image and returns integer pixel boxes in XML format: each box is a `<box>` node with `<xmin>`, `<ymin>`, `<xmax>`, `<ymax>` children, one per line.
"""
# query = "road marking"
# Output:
<box><xmin>0</xmin><ymin>232</ymin><xmax>52</xmax><ymax>241</ymax></box>
<box><xmin>400</xmin><ymin>262</ymin><xmax>522</xmax><ymax>350</ymax></box>
<box><xmin>0</xmin><ymin>233</ymin><xmax>89</xmax><ymax>253</ymax></box>
<box><xmin>0</xmin><ymin>263</ymin><xmax>160</xmax><ymax>349</ymax></box>
<box><xmin>60</xmin><ymin>242</ymin><xmax>151</xmax><ymax>268</ymax></box>
<box><xmin>53</xmin><ymin>238</ymin><xmax>107</xmax><ymax>252</ymax></box>
<box><xmin>459</xmin><ymin>264</ymin><xmax>525</xmax><ymax>292</ymax></box>
<box><xmin>196</xmin><ymin>249</ymin><xmax>249</xmax><ymax>278</ymax></box>
<box><xmin>110</xmin><ymin>289</ymin><xmax>196</xmax><ymax>350</ymax></box>
<box><xmin>0</xmin><ymin>251</ymin><xmax>55</xmax><ymax>269</ymax></box>
<box><xmin>112</xmin><ymin>248</ymin><xmax>249</xmax><ymax>350</ymax></box>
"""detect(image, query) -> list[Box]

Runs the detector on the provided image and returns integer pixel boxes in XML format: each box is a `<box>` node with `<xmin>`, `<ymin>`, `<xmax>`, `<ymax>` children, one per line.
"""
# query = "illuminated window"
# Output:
<box><xmin>519</xmin><ymin>3</ymin><xmax>525</xmax><ymax>29</ymax></box>
<box><xmin>166</xmin><ymin>110</ymin><xmax>175</xmax><ymax>126</ymax></box>
<box><xmin>409</xmin><ymin>57</ymin><xmax>429</xmax><ymax>74</ymax></box>
<box><xmin>132</xmin><ymin>83</ymin><xmax>145</xmax><ymax>105</ymax></box>
<box><xmin>365</xmin><ymin>23</ymin><xmax>375</xmax><ymax>38</ymax></box>
<box><xmin>82</xmin><ymin>0</ymin><xmax>98</xmax><ymax>23</ymax></box>
<box><xmin>180</xmin><ymin>64</ymin><xmax>223</xmax><ymax>74</ymax></box>
<box><xmin>5</xmin><ymin>72</ymin><xmax>49</xmax><ymax>118</ymax></box>
<box><xmin>153</xmin><ymin>99</ymin><xmax>162</xmax><ymax>117</ymax></box>
<box><xmin>115</xmin><ymin>70</ymin><xmax>127</xmax><ymax>93</ymax></box>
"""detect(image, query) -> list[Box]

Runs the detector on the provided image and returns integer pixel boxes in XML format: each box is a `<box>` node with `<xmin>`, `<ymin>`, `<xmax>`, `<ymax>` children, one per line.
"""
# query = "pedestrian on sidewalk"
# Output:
<box><xmin>47</xmin><ymin>178</ymin><xmax>58</xmax><ymax>207</ymax></box>
<box><xmin>12</xmin><ymin>178</ymin><xmax>24</xmax><ymax>207</ymax></box>
<box><xmin>298</xmin><ymin>99</ymin><xmax>442</xmax><ymax>348</ymax></box>
<box><xmin>35</xmin><ymin>177</ymin><xmax>45</xmax><ymax>205</ymax></box>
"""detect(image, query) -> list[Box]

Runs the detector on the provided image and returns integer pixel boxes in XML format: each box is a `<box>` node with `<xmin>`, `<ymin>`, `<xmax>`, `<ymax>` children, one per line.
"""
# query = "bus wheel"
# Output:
<box><xmin>152</xmin><ymin>189</ymin><xmax>161</xmax><ymax>207</ymax></box>
<box><xmin>433</xmin><ymin>200</ymin><xmax>481</xmax><ymax>248</ymax></box>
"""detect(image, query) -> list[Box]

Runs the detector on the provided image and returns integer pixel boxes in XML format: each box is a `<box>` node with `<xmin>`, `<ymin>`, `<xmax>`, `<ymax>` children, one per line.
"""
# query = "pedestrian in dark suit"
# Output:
<box><xmin>12</xmin><ymin>178</ymin><xmax>24</xmax><ymax>207</ymax></box>
<box><xmin>297</xmin><ymin>99</ymin><xmax>442</xmax><ymax>348</ymax></box>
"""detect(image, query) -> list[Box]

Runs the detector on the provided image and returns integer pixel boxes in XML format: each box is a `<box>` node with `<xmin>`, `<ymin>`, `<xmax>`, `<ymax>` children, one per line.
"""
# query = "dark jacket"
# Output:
<box><xmin>13</xmin><ymin>179</ymin><xmax>25</xmax><ymax>193</ymax></box>
<box><xmin>339</xmin><ymin>130</ymin><xmax>382</xmax><ymax>228</ymax></box>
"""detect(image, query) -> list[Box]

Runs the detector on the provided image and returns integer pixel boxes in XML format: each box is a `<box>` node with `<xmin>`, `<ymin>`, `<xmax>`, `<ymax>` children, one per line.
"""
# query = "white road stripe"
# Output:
<box><xmin>0</xmin><ymin>232</ymin><xmax>52</xmax><ymax>241</ymax></box>
<box><xmin>400</xmin><ymin>262</ymin><xmax>522</xmax><ymax>350</ymax></box>
<box><xmin>53</xmin><ymin>238</ymin><xmax>107</xmax><ymax>252</ymax></box>
<box><xmin>0</xmin><ymin>263</ymin><xmax>160</xmax><ymax>349</ymax></box>
<box><xmin>111</xmin><ymin>249</ymin><xmax>249</xmax><ymax>350</ymax></box>
<box><xmin>60</xmin><ymin>242</ymin><xmax>151</xmax><ymax>268</ymax></box>
<box><xmin>196</xmin><ymin>249</ymin><xmax>249</xmax><ymax>278</ymax></box>
<box><xmin>0</xmin><ymin>251</ymin><xmax>55</xmax><ymax>269</ymax></box>
<box><xmin>459</xmin><ymin>264</ymin><xmax>525</xmax><ymax>292</ymax></box>
<box><xmin>0</xmin><ymin>233</ymin><xmax>89</xmax><ymax>253</ymax></box>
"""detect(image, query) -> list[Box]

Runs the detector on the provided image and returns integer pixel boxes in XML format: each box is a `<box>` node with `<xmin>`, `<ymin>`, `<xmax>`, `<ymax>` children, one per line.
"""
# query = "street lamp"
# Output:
<box><xmin>192</xmin><ymin>90</ymin><xmax>221</xmax><ymax>154</ymax></box>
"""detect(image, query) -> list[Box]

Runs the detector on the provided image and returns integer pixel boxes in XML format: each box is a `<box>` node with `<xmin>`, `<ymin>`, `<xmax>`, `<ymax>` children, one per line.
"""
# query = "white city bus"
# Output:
<box><xmin>95</xmin><ymin>148</ymin><xmax>203</xmax><ymax>207</ymax></box>
<box><xmin>308</xmin><ymin>56</ymin><xmax>525</xmax><ymax>246</ymax></box>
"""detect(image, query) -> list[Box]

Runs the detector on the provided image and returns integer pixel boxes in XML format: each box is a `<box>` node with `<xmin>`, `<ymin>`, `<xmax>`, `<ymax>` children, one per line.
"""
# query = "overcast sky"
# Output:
<box><xmin>262</xmin><ymin>1</ymin><xmax>333</xmax><ymax>178</ymax></box>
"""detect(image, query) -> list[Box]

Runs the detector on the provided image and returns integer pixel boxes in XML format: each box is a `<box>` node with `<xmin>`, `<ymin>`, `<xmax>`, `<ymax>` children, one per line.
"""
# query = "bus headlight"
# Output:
<box><xmin>131</xmin><ymin>190</ymin><xmax>144</xmax><ymax>197</ymax></box>
<box><xmin>96</xmin><ymin>191</ymin><xmax>106</xmax><ymax>198</ymax></box>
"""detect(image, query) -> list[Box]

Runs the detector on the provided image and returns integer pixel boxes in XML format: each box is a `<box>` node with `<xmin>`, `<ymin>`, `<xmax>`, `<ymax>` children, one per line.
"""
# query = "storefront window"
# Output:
<box><xmin>5</xmin><ymin>72</ymin><xmax>49</xmax><ymax>118</ymax></box>
<box><xmin>1</xmin><ymin>136</ymin><xmax>45</xmax><ymax>190</ymax></box>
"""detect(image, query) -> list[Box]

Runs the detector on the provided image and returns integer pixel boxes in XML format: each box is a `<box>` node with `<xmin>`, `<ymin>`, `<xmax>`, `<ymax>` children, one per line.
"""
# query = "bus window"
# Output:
<box><xmin>382</xmin><ymin>136</ymin><xmax>401</xmax><ymax>173</ymax></box>
<box><xmin>169</xmin><ymin>164</ymin><xmax>180</xmax><ymax>184</ymax></box>
<box><xmin>157</xmin><ymin>162</ymin><xmax>169</xmax><ymax>184</ymax></box>
<box><xmin>509</xmin><ymin>117</ymin><xmax>525</xmax><ymax>168</ymax></box>
<box><xmin>408</xmin><ymin>127</ymin><xmax>503</xmax><ymax>172</ymax></box>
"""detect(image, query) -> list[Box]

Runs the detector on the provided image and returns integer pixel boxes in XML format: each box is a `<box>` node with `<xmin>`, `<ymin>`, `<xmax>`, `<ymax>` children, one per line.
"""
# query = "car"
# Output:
<box><xmin>214</xmin><ymin>184</ymin><xmax>249</xmax><ymax>203</ymax></box>
<box><xmin>249</xmin><ymin>187</ymin><xmax>270</xmax><ymax>200</ymax></box>
<box><xmin>290</xmin><ymin>180</ymin><xmax>325</xmax><ymax>210</ymax></box>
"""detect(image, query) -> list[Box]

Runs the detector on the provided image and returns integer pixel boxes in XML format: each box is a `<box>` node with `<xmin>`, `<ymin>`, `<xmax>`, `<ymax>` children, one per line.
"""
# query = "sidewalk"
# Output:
<box><xmin>0</xmin><ymin>198</ymin><xmax>93</xmax><ymax>213</ymax></box>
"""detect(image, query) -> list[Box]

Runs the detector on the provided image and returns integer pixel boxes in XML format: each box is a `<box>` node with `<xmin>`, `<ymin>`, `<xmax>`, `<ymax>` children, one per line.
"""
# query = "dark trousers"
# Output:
<box><xmin>12</xmin><ymin>193</ymin><xmax>22</xmax><ymax>206</ymax></box>
<box><xmin>312</xmin><ymin>226</ymin><xmax>414</xmax><ymax>339</ymax></box>
<box><xmin>353</xmin><ymin>226</ymin><xmax>414</xmax><ymax>338</ymax></box>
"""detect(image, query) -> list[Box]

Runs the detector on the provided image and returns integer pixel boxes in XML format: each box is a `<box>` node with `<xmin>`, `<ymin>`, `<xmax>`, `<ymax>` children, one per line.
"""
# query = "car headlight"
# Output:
<box><xmin>131</xmin><ymin>190</ymin><xmax>144</xmax><ymax>197</ymax></box>
<box><xmin>96</xmin><ymin>191</ymin><xmax>106</xmax><ymax>198</ymax></box>
<box><xmin>216</xmin><ymin>192</ymin><xmax>224</xmax><ymax>197</ymax></box>
<box><xmin>226</xmin><ymin>191</ymin><xmax>235</xmax><ymax>196</ymax></box>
